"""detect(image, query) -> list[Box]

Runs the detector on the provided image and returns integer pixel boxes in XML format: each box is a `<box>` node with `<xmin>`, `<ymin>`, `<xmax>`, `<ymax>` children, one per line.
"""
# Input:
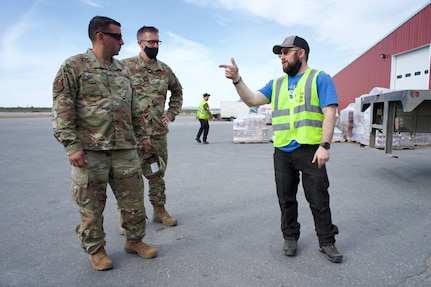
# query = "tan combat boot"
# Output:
<box><xmin>124</xmin><ymin>241</ymin><xmax>157</xmax><ymax>259</ymax></box>
<box><xmin>153</xmin><ymin>206</ymin><xmax>177</xmax><ymax>226</ymax></box>
<box><xmin>89</xmin><ymin>246</ymin><xmax>113</xmax><ymax>271</ymax></box>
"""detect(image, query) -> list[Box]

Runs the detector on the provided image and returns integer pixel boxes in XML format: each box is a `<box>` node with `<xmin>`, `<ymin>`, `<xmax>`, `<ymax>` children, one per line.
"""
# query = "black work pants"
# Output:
<box><xmin>196</xmin><ymin>119</ymin><xmax>209</xmax><ymax>141</ymax></box>
<box><xmin>274</xmin><ymin>145</ymin><xmax>338</xmax><ymax>246</ymax></box>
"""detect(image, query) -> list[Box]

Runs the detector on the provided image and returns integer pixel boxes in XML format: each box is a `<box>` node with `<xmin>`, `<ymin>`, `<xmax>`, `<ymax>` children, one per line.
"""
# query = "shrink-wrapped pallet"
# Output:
<box><xmin>233</xmin><ymin>114</ymin><xmax>270</xmax><ymax>144</ymax></box>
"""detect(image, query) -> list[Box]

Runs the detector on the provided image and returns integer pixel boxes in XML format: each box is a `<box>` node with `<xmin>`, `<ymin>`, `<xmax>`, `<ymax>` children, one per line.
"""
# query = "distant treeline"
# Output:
<box><xmin>0</xmin><ymin>107</ymin><xmax>52</xmax><ymax>112</ymax></box>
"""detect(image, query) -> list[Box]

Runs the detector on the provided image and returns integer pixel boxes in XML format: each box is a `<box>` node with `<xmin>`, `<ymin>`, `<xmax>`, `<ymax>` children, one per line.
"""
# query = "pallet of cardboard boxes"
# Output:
<box><xmin>233</xmin><ymin>114</ymin><xmax>270</xmax><ymax>144</ymax></box>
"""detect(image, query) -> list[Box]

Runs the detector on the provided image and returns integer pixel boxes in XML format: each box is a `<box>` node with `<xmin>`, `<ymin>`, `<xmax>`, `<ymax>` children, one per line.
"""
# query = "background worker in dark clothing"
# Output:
<box><xmin>196</xmin><ymin>93</ymin><xmax>212</xmax><ymax>144</ymax></box>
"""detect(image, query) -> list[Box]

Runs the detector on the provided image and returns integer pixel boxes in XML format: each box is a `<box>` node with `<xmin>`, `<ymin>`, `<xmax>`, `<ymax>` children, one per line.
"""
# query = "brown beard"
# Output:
<box><xmin>283</xmin><ymin>52</ymin><xmax>302</xmax><ymax>76</ymax></box>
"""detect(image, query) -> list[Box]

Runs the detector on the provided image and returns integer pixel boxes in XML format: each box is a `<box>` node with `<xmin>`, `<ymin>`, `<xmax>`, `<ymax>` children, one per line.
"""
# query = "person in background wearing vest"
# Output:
<box><xmin>219</xmin><ymin>36</ymin><xmax>343</xmax><ymax>263</ymax></box>
<box><xmin>195</xmin><ymin>93</ymin><xmax>212</xmax><ymax>144</ymax></box>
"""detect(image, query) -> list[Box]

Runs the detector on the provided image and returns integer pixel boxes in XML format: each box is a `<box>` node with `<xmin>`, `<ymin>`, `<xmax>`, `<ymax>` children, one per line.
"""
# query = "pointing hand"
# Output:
<box><xmin>219</xmin><ymin>58</ymin><xmax>239</xmax><ymax>81</ymax></box>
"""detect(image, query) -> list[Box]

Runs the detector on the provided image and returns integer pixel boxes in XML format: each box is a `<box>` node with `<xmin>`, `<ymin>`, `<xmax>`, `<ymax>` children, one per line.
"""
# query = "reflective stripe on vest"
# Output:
<box><xmin>271</xmin><ymin>69</ymin><xmax>323</xmax><ymax>147</ymax></box>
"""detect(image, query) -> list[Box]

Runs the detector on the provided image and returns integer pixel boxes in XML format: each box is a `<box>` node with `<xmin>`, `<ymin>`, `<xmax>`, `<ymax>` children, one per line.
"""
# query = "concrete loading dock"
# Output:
<box><xmin>0</xmin><ymin>116</ymin><xmax>430</xmax><ymax>286</ymax></box>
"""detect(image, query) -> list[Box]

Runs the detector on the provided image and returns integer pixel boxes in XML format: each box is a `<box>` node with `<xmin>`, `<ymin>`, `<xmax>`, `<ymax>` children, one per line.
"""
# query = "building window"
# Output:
<box><xmin>425</xmin><ymin>70</ymin><xmax>429</xmax><ymax>74</ymax></box>
<box><xmin>414</xmin><ymin>71</ymin><xmax>421</xmax><ymax>76</ymax></box>
<box><xmin>405</xmin><ymin>73</ymin><xmax>411</xmax><ymax>78</ymax></box>
<box><xmin>397</xmin><ymin>75</ymin><xmax>402</xmax><ymax>79</ymax></box>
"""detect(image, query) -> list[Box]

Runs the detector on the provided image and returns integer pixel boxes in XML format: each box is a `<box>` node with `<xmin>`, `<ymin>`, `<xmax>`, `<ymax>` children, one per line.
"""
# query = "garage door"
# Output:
<box><xmin>392</xmin><ymin>45</ymin><xmax>430</xmax><ymax>90</ymax></box>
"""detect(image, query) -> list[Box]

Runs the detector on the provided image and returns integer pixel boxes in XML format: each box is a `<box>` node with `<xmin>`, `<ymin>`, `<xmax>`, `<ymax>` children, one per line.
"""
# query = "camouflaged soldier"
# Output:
<box><xmin>122</xmin><ymin>25</ymin><xmax>183</xmax><ymax>228</ymax></box>
<box><xmin>52</xmin><ymin>16</ymin><xmax>157</xmax><ymax>271</ymax></box>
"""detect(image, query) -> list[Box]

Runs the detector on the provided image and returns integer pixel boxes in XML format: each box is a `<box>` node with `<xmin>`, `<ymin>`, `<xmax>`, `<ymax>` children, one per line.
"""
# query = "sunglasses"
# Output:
<box><xmin>278</xmin><ymin>48</ymin><xmax>301</xmax><ymax>58</ymax></box>
<box><xmin>96</xmin><ymin>31</ymin><xmax>122</xmax><ymax>41</ymax></box>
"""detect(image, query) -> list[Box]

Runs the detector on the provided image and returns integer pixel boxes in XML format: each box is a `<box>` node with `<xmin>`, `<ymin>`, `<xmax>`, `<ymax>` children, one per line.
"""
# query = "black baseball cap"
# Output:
<box><xmin>203</xmin><ymin>93</ymin><xmax>210</xmax><ymax>97</ymax></box>
<box><xmin>273</xmin><ymin>36</ymin><xmax>309</xmax><ymax>54</ymax></box>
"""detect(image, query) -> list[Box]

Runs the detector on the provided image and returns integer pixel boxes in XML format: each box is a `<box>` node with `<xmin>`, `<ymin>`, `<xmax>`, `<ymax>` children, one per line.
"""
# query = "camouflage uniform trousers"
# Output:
<box><xmin>72</xmin><ymin>149</ymin><xmax>146</xmax><ymax>255</ymax></box>
<box><xmin>139</xmin><ymin>135</ymin><xmax>168</xmax><ymax>207</ymax></box>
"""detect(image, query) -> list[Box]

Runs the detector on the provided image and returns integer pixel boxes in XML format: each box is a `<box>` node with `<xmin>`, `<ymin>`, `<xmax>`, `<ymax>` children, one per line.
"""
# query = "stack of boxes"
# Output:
<box><xmin>257</xmin><ymin>104</ymin><xmax>272</xmax><ymax>125</ymax></box>
<box><xmin>414</xmin><ymin>133</ymin><xmax>431</xmax><ymax>146</ymax></box>
<box><xmin>342</xmin><ymin>91</ymin><xmax>419</xmax><ymax>149</ymax></box>
<box><xmin>233</xmin><ymin>114</ymin><xmax>270</xmax><ymax>144</ymax></box>
<box><xmin>374</xmin><ymin>131</ymin><xmax>415</xmax><ymax>149</ymax></box>
<box><xmin>352</xmin><ymin>96</ymin><xmax>370</xmax><ymax>145</ymax></box>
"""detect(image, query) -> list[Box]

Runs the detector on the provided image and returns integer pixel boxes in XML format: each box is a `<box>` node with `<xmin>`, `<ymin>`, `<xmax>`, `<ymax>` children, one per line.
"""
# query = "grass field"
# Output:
<box><xmin>0</xmin><ymin>107</ymin><xmax>51</xmax><ymax>112</ymax></box>
<box><xmin>0</xmin><ymin>108</ymin><xmax>51</xmax><ymax>118</ymax></box>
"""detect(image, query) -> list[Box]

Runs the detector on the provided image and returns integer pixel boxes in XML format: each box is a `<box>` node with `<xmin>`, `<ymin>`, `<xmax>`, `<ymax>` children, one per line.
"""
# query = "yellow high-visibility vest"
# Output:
<box><xmin>271</xmin><ymin>69</ymin><xmax>323</xmax><ymax>147</ymax></box>
<box><xmin>197</xmin><ymin>99</ymin><xmax>210</xmax><ymax>119</ymax></box>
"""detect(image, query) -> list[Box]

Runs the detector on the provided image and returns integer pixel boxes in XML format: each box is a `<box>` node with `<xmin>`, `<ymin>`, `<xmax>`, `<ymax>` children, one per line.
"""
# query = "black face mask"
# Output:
<box><xmin>284</xmin><ymin>59</ymin><xmax>302</xmax><ymax>76</ymax></box>
<box><xmin>144</xmin><ymin>46</ymin><xmax>158</xmax><ymax>59</ymax></box>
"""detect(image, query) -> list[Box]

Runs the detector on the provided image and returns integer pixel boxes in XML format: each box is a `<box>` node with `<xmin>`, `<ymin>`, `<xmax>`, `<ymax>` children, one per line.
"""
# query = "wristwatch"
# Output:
<box><xmin>320</xmin><ymin>142</ymin><xmax>331</xmax><ymax>150</ymax></box>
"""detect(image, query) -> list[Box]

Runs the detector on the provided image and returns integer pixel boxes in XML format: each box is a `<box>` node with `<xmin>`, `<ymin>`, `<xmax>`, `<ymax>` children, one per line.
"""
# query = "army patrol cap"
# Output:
<box><xmin>141</xmin><ymin>149</ymin><xmax>166</xmax><ymax>179</ymax></box>
<box><xmin>273</xmin><ymin>36</ymin><xmax>310</xmax><ymax>55</ymax></box>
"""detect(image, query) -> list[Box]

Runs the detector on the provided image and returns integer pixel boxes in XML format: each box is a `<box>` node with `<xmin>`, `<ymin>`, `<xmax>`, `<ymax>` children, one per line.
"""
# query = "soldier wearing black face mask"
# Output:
<box><xmin>144</xmin><ymin>45</ymin><xmax>158</xmax><ymax>59</ymax></box>
<box><xmin>121</xmin><ymin>26</ymin><xmax>183</xmax><ymax>230</ymax></box>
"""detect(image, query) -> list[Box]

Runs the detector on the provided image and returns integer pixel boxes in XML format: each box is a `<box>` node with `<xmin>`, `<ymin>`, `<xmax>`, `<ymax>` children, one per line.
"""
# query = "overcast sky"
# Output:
<box><xmin>0</xmin><ymin>0</ymin><xmax>429</xmax><ymax>108</ymax></box>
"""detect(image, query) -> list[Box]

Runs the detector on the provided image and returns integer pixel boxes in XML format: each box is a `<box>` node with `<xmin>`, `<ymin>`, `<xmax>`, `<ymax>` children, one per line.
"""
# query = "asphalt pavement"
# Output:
<box><xmin>0</xmin><ymin>116</ymin><xmax>430</xmax><ymax>287</ymax></box>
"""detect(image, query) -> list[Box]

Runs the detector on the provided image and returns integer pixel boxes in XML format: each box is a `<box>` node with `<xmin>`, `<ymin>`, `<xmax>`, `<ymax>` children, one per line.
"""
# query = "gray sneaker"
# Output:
<box><xmin>319</xmin><ymin>245</ymin><xmax>343</xmax><ymax>263</ymax></box>
<box><xmin>283</xmin><ymin>239</ymin><xmax>297</xmax><ymax>256</ymax></box>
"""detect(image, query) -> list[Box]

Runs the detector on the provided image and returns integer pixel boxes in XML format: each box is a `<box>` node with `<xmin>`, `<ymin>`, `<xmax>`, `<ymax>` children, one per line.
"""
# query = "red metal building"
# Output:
<box><xmin>333</xmin><ymin>2</ymin><xmax>431</xmax><ymax>110</ymax></box>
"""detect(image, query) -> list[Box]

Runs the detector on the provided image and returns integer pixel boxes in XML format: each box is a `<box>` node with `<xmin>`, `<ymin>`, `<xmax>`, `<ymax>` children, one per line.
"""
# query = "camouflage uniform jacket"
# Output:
<box><xmin>52</xmin><ymin>49</ymin><xmax>149</xmax><ymax>156</ymax></box>
<box><xmin>122</xmin><ymin>54</ymin><xmax>183</xmax><ymax>136</ymax></box>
